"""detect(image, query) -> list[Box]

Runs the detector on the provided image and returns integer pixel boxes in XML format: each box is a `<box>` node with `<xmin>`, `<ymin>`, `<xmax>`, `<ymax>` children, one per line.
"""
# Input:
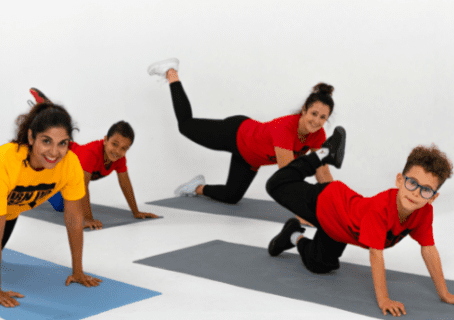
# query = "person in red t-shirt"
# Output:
<box><xmin>267</xmin><ymin>143</ymin><xmax>454</xmax><ymax>317</ymax></box>
<box><xmin>147</xmin><ymin>58</ymin><xmax>335</xmax><ymax>210</ymax></box>
<box><xmin>30</xmin><ymin>89</ymin><xmax>158</xmax><ymax>230</ymax></box>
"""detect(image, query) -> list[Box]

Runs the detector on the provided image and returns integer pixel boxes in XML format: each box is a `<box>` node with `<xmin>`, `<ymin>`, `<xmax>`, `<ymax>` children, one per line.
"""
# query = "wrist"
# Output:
<box><xmin>377</xmin><ymin>295</ymin><xmax>390</xmax><ymax>305</ymax></box>
<box><xmin>439</xmin><ymin>290</ymin><xmax>450</xmax><ymax>301</ymax></box>
<box><xmin>72</xmin><ymin>262</ymin><xmax>83</xmax><ymax>274</ymax></box>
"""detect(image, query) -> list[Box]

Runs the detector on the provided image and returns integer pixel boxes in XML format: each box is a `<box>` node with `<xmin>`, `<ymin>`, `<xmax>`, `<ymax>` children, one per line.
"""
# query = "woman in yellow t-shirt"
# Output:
<box><xmin>0</xmin><ymin>102</ymin><xmax>102</xmax><ymax>308</ymax></box>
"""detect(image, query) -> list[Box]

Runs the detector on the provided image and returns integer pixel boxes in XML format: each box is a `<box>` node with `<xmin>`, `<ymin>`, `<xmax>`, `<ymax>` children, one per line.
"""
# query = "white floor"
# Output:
<box><xmin>5</xmin><ymin>191</ymin><xmax>454</xmax><ymax>320</ymax></box>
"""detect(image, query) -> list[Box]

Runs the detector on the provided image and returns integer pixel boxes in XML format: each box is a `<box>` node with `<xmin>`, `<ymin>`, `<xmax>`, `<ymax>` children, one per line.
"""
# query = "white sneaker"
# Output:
<box><xmin>147</xmin><ymin>58</ymin><xmax>179</xmax><ymax>79</ymax></box>
<box><xmin>174</xmin><ymin>175</ymin><xmax>205</xmax><ymax>197</ymax></box>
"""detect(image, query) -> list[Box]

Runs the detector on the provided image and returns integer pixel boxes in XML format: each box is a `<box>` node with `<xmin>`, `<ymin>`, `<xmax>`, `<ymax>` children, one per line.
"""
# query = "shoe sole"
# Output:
<box><xmin>30</xmin><ymin>88</ymin><xmax>51</xmax><ymax>104</ymax></box>
<box><xmin>332</xmin><ymin>126</ymin><xmax>346</xmax><ymax>169</ymax></box>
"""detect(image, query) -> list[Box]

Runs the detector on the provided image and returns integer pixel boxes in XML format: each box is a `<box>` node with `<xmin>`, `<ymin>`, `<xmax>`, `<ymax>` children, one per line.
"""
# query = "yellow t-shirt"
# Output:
<box><xmin>0</xmin><ymin>143</ymin><xmax>86</xmax><ymax>220</ymax></box>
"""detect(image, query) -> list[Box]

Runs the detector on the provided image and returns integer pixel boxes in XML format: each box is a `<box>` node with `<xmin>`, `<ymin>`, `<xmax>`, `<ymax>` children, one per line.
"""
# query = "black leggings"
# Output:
<box><xmin>2</xmin><ymin>218</ymin><xmax>18</xmax><ymax>250</ymax></box>
<box><xmin>170</xmin><ymin>81</ymin><xmax>257</xmax><ymax>204</ymax></box>
<box><xmin>266</xmin><ymin>153</ymin><xmax>347</xmax><ymax>274</ymax></box>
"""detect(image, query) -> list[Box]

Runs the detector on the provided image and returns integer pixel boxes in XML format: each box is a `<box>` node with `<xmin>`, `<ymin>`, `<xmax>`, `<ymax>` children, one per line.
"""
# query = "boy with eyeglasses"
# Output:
<box><xmin>267</xmin><ymin>143</ymin><xmax>454</xmax><ymax>317</ymax></box>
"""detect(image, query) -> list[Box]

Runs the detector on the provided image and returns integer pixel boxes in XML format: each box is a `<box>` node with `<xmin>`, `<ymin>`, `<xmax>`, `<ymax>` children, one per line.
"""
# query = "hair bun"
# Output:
<box><xmin>312</xmin><ymin>83</ymin><xmax>334</xmax><ymax>95</ymax></box>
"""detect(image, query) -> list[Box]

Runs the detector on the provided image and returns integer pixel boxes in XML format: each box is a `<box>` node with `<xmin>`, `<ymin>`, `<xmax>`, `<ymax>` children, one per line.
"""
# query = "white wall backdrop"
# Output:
<box><xmin>1</xmin><ymin>0</ymin><xmax>453</xmax><ymax>210</ymax></box>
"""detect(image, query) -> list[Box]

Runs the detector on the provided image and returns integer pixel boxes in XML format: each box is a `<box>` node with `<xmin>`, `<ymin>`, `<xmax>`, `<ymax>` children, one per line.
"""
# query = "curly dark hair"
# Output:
<box><xmin>12</xmin><ymin>102</ymin><xmax>78</xmax><ymax>148</ymax></box>
<box><xmin>403</xmin><ymin>144</ymin><xmax>453</xmax><ymax>189</ymax></box>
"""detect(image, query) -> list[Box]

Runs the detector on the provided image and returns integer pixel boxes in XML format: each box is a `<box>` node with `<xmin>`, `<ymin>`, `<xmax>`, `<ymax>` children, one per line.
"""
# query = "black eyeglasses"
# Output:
<box><xmin>403</xmin><ymin>175</ymin><xmax>437</xmax><ymax>199</ymax></box>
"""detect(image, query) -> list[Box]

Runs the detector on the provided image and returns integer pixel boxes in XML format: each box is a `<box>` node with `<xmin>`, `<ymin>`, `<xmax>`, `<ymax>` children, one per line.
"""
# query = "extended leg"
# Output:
<box><xmin>169</xmin><ymin>81</ymin><xmax>247</xmax><ymax>152</ymax></box>
<box><xmin>266</xmin><ymin>153</ymin><xmax>326</xmax><ymax>227</ymax></box>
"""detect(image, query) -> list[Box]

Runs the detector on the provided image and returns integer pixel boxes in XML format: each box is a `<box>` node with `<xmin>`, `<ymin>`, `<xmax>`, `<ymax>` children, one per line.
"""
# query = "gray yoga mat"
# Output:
<box><xmin>147</xmin><ymin>197</ymin><xmax>296</xmax><ymax>223</ymax></box>
<box><xmin>135</xmin><ymin>240</ymin><xmax>454</xmax><ymax>319</ymax></box>
<box><xmin>22</xmin><ymin>202</ymin><xmax>162</xmax><ymax>231</ymax></box>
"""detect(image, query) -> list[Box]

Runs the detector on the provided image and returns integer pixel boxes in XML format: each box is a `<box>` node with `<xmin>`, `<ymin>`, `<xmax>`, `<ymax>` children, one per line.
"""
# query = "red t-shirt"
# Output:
<box><xmin>236</xmin><ymin>114</ymin><xmax>326</xmax><ymax>170</ymax></box>
<box><xmin>316</xmin><ymin>181</ymin><xmax>435</xmax><ymax>250</ymax></box>
<box><xmin>69</xmin><ymin>140</ymin><xmax>128</xmax><ymax>181</ymax></box>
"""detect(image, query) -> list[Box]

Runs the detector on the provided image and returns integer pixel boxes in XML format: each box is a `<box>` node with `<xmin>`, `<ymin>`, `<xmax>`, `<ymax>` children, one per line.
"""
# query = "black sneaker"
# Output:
<box><xmin>29</xmin><ymin>88</ymin><xmax>52</xmax><ymax>104</ymax></box>
<box><xmin>321</xmin><ymin>126</ymin><xmax>346</xmax><ymax>169</ymax></box>
<box><xmin>268</xmin><ymin>218</ymin><xmax>305</xmax><ymax>257</ymax></box>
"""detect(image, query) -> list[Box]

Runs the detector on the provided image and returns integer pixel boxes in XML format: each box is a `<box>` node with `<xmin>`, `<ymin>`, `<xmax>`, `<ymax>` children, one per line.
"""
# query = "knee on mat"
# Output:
<box><xmin>222</xmin><ymin>195</ymin><xmax>242</xmax><ymax>205</ymax></box>
<box><xmin>297</xmin><ymin>240</ymin><xmax>339</xmax><ymax>274</ymax></box>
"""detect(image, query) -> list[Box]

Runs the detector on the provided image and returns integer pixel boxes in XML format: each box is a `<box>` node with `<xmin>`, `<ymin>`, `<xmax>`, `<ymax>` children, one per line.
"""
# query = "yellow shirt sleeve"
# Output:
<box><xmin>59</xmin><ymin>151</ymin><xmax>86</xmax><ymax>201</ymax></box>
<box><xmin>0</xmin><ymin>143</ymin><xmax>23</xmax><ymax>218</ymax></box>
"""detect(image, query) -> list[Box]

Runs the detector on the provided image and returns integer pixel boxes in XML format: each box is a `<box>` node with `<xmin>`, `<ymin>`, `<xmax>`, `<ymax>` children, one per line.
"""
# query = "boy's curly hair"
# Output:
<box><xmin>403</xmin><ymin>144</ymin><xmax>453</xmax><ymax>189</ymax></box>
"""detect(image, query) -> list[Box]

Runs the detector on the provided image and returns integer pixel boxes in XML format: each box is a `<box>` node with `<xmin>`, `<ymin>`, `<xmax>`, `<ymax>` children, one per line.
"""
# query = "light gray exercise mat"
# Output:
<box><xmin>146</xmin><ymin>197</ymin><xmax>296</xmax><ymax>223</ymax></box>
<box><xmin>22</xmin><ymin>202</ymin><xmax>162</xmax><ymax>231</ymax></box>
<box><xmin>135</xmin><ymin>240</ymin><xmax>454</xmax><ymax>319</ymax></box>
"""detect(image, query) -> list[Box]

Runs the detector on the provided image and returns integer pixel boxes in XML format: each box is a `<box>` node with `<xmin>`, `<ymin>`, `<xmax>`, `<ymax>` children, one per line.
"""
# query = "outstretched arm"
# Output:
<box><xmin>421</xmin><ymin>245</ymin><xmax>454</xmax><ymax>303</ymax></box>
<box><xmin>63</xmin><ymin>198</ymin><xmax>101</xmax><ymax>287</ymax></box>
<box><xmin>274</xmin><ymin>147</ymin><xmax>295</xmax><ymax>169</ymax></box>
<box><xmin>80</xmin><ymin>171</ymin><xmax>102</xmax><ymax>230</ymax></box>
<box><xmin>117</xmin><ymin>171</ymin><xmax>158</xmax><ymax>219</ymax></box>
<box><xmin>370</xmin><ymin>248</ymin><xmax>406</xmax><ymax>316</ymax></box>
<box><xmin>0</xmin><ymin>215</ymin><xmax>24</xmax><ymax>307</ymax></box>
<box><xmin>314</xmin><ymin>164</ymin><xmax>333</xmax><ymax>183</ymax></box>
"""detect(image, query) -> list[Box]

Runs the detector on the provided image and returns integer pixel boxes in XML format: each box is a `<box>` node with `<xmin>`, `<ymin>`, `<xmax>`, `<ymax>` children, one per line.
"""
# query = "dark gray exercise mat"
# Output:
<box><xmin>22</xmin><ymin>202</ymin><xmax>162</xmax><ymax>231</ymax></box>
<box><xmin>146</xmin><ymin>197</ymin><xmax>296</xmax><ymax>223</ymax></box>
<box><xmin>135</xmin><ymin>240</ymin><xmax>454</xmax><ymax>319</ymax></box>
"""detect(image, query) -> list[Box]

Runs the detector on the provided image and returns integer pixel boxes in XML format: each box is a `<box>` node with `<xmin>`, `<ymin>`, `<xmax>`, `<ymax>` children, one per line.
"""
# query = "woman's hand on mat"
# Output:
<box><xmin>378</xmin><ymin>298</ymin><xmax>406</xmax><ymax>317</ymax></box>
<box><xmin>441</xmin><ymin>292</ymin><xmax>454</xmax><ymax>304</ymax></box>
<box><xmin>296</xmin><ymin>216</ymin><xmax>314</xmax><ymax>227</ymax></box>
<box><xmin>134</xmin><ymin>211</ymin><xmax>159</xmax><ymax>219</ymax></box>
<box><xmin>0</xmin><ymin>290</ymin><xmax>24</xmax><ymax>308</ymax></box>
<box><xmin>66</xmin><ymin>273</ymin><xmax>102</xmax><ymax>287</ymax></box>
<box><xmin>84</xmin><ymin>219</ymin><xmax>103</xmax><ymax>230</ymax></box>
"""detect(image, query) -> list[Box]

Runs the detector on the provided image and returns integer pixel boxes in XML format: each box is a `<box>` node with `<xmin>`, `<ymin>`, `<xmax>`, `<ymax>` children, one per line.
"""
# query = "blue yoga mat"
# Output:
<box><xmin>0</xmin><ymin>249</ymin><xmax>161</xmax><ymax>320</ymax></box>
<box><xmin>135</xmin><ymin>240</ymin><xmax>454</xmax><ymax>319</ymax></box>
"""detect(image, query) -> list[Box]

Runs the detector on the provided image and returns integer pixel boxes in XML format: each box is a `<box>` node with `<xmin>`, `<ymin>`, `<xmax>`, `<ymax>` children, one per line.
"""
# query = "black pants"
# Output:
<box><xmin>2</xmin><ymin>218</ymin><xmax>18</xmax><ymax>250</ymax></box>
<box><xmin>170</xmin><ymin>81</ymin><xmax>257</xmax><ymax>204</ymax></box>
<box><xmin>266</xmin><ymin>153</ymin><xmax>347</xmax><ymax>273</ymax></box>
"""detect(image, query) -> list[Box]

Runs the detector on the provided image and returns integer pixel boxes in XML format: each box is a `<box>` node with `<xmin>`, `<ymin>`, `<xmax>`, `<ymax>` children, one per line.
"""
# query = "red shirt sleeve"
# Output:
<box><xmin>114</xmin><ymin>157</ymin><xmax>128</xmax><ymax>173</ymax></box>
<box><xmin>409</xmin><ymin>206</ymin><xmax>435</xmax><ymax>246</ymax></box>
<box><xmin>69</xmin><ymin>141</ymin><xmax>98</xmax><ymax>174</ymax></box>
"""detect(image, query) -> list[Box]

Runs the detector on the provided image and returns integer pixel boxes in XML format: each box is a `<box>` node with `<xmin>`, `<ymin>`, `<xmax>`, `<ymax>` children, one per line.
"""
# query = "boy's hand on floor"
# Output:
<box><xmin>441</xmin><ymin>292</ymin><xmax>454</xmax><ymax>304</ymax></box>
<box><xmin>379</xmin><ymin>298</ymin><xmax>406</xmax><ymax>317</ymax></box>
<box><xmin>134</xmin><ymin>211</ymin><xmax>159</xmax><ymax>219</ymax></box>
<box><xmin>84</xmin><ymin>219</ymin><xmax>103</xmax><ymax>230</ymax></box>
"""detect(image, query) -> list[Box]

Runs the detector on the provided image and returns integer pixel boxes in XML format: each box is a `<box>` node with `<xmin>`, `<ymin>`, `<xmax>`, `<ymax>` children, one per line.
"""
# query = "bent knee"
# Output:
<box><xmin>222</xmin><ymin>195</ymin><xmax>242</xmax><ymax>205</ymax></box>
